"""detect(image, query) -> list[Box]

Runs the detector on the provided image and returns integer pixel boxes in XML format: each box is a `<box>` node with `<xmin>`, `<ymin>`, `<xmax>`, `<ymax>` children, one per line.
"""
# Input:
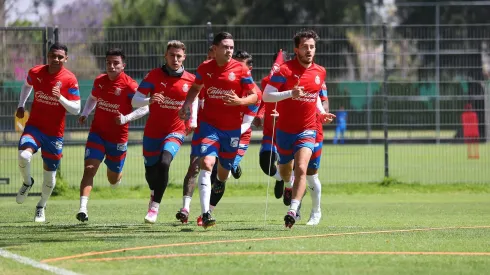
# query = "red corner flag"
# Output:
<box><xmin>257</xmin><ymin>49</ymin><xmax>286</xmax><ymax>120</ymax></box>
<box><xmin>269</xmin><ymin>49</ymin><xmax>285</xmax><ymax>77</ymax></box>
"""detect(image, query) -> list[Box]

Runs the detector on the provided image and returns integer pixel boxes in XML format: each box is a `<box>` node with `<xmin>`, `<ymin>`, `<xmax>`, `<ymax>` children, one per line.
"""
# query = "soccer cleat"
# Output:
<box><xmin>176</xmin><ymin>208</ymin><xmax>189</xmax><ymax>224</ymax></box>
<box><xmin>231</xmin><ymin>165</ymin><xmax>242</xmax><ymax>179</ymax></box>
<box><xmin>283</xmin><ymin>187</ymin><xmax>292</xmax><ymax>206</ymax></box>
<box><xmin>196</xmin><ymin>216</ymin><xmax>203</xmax><ymax>226</ymax></box>
<box><xmin>274</xmin><ymin>180</ymin><xmax>284</xmax><ymax>199</ymax></box>
<box><xmin>34</xmin><ymin>206</ymin><xmax>45</xmax><ymax>223</ymax></box>
<box><xmin>76</xmin><ymin>211</ymin><xmax>89</xmax><ymax>222</ymax></box>
<box><xmin>284</xmin><ymin>210</ymin><xmax>296</xmax><ymax>228</ymax></box>
<box><xmin>16</xmin><ymin>177</ymin><xmax>35</xmax><ymax>204</ymax></box>
<box><xmin>144</xmin><ymin>208</ymin><xmax>158</xmax><ymax>224</ymax></box>
<box><xmin>306</xmin><ymin>211</ymin><xmax>322</xmax><ymax>226</ymax></box>
<box><xmin>202</xmin><ymin>212</ymin><xmax>216</xmax><ymax>229</ymax></box>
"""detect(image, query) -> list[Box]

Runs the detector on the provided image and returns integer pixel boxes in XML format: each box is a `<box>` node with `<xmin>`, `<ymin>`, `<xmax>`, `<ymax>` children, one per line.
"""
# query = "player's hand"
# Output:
<box><xmin>149</xmin><ymin>93</ymin><xmax>164</xmax><ymax>105</ymax></box>
<box><xmin>178</xmin><ymin>104</ymin><xmax>191</xmax><ymax>121</ymax></box>
<box><xmin>16</xmin><ymin>107</ymin><xmax>25</xmax><ymax>119</ymax></box>
<box><xmin>320</xmin><ymin>112</ymin><xmax>336</xmax><ymax>124</ymax></box>
<box><xmin>52</xmin><ymin>86</ymin><xmax>61</xmax><ymax>99</ymax></box>
<box><xmin>252</xmin><ymin>116</ymin><xmax>263</xmax><ymax>128</ymax></box>
<box><xmin>114</xmin><ymin>111</ymin><xmax>126</xmax><ymax>125</ymax></box>
<box><xmin>271</xmin><ymin>109</ymin><xmax>279</xmax><ymax>117</ymax></box>
<box><xmin>223</xmin><ymin>93</ymin><xmax>243</xmax><ymax>106</ymax></box>
<box><xmin>78</xmin><ymin>116</ymin><xmax>87</xmax><ymax>125</ymax></box>
<box><xmin>292</xmin><ymin>86</ymin><xmax>305</xmax><ymax>98</ymax></box>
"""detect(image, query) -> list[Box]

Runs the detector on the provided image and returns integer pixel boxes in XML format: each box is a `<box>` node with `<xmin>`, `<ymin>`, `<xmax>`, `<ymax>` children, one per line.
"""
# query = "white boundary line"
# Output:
<box><xmin>0</xmin><ymin>248</ymin><xmax>82</xmax><ymax>275</ymax></box>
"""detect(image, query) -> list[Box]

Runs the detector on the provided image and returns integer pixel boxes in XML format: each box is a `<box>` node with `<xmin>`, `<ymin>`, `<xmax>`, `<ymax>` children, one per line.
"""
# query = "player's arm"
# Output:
<box><xmin>117</xmin><ymin>106</ymin><xmax>149</xmax><ymax>125</ymax></box>
<box><xmin>263</xmin><ymin>69</ymin><xmax>303</xmax><ymax>102</ymax></box>
<box><xmin>16</xmin><ymin>75</ymin><xmax>34</xmax><ymax>118</ymax></box>
<box><xmin>189</xmin><ymin>97</ymin><xmax>199</xmax><ymax>128</ymax></box>
<box><xmin>132</xmin><ymin>75</ymin><xmax>154</xmax><ymax>107</ymax></box>
<box><xmin>57</xmin><ymin>79</ymin><xmax>81</xmax><ymax>115</ymax></box>
<box><xmin>78</xmin><ymin>93</ymin><xmax>97</xmax><ymax>125</ymax></box>
<box><xmin>179</xmin><ymin>68</ymin><xmax>204</xmax><ymax>120</ymax></box>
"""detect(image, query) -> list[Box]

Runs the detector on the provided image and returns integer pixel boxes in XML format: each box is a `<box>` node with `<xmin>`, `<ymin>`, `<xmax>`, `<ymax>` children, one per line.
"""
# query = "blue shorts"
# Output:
<box><xmin>260</xmin><ymin>135</ymin><xmax>277</xmax><ymax>154</ymax></box>
<box><xmin>232</xmin><ymin>143</ymin><xmax>249</xmax><ymax>170</ymax></box>
<box><xmin>307</xmin><ymin>141</ymin><xmax>323</xmax><ymax>169</ymax></box>
<box><xmin>199</xmin><ymin>121</ymin><xmax>240</xmax><ymax>171</ymax></box>
<box><xmin>143</xmin><ymin>133</ymin><xmax>185</xmax><ymax>167</ymax></box>
<box><xmin>190</xmin><ymin>128</ymin><xmax>201</xmax><ymax>157</ymax></box>
<box><xmin>85</xmin><ymin>132</ymin><xmax>127</xmax><ymax>173</ymax></box>
<box><xmin>18</xmin><ymin>125</ymin><xmax>63</xmax><ymax>171</ymax></box>
<box><xmin>276</xmin><ymin>129</ymin><xmax>316</xmax><ymax>165</ymax></box>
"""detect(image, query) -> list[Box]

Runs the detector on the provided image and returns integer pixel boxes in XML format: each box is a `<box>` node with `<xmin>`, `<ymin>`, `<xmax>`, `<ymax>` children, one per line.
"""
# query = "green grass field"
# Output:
<box><xmin>1</xmin><ymin>191</ymin><xmax>490</xmax><ymax>275</ymax></box>
<box><xmin>1</xmin><ymin>142</ymin><xmax>489</xmax><ymax>195</ymax></box>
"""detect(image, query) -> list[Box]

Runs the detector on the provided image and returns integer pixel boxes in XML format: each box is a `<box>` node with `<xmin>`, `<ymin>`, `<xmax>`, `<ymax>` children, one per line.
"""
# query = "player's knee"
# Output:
<box><xmin>107</xmin><ymin>173</ymin><xmax>122</xmax><ymax>185</ymax></box>
<box><xmin>200</xmin><ymin>156</ymin><xmax>215</xmax><ymax>171</ymax></box>
<box><xmin>306</xmin><ymin>168</ymin><xmax>317</xmax><ymax>176</ymax></box>
<box><xmin>18</xmin><ymin>150</ymin><xmax>33</xmax><ymax>165</ymax></box>
<box><xmin>160</xmin><ymin>151</ymin><xmax>173</xmax><ymax>170</ymax></box>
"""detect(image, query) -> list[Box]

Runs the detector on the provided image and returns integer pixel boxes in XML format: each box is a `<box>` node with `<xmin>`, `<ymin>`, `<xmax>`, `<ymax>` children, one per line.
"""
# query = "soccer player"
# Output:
<box><xmin>255</xmin><ymin>50</ymin><xmax>290</xmax><ymax>201</ymax></box>
<box><xmin>175</xmin><ymin>45</ymin><xmax>215</xmax><ymax>226</ymax></box>
<box><xmin>132</xmin><ymin>40</ymin><xmax>196</xmax><ymax>224</ymax></box>
<box><xmin>333</xmin><ymin>106</ymin><xmax>347</xmax><ymax>144</ymax></box>
<box><xmin>208</xmin><ymin>49</ymin><xmax>261</xmax><ymax>212</ymax></box>
<box><xmin>15</xmin><ymin>43</ymin><xmax>81</xmax><ymax>222</ymax></box>
<box><xmin>264</xmin><ymin>30</ymin><xmax>335</xmax><ymax>228</ymax></box>
<box><xmin>304</xmin><ymin>83</ymin><xmax>329</xmax><ymax>225</ymax></box>
<box><xmin>76</xmin><ymin>48</ymin><xmax>149</xmax><ymax>222</ymax></box>
<box><xmin>179</xmin><ymin>32</ymin><xmax>258</xmax><ymax>228</ymax></box>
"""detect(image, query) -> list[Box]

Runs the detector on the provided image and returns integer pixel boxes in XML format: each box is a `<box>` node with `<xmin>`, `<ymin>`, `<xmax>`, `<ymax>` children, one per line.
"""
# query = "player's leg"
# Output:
<box><xmin>36</xmin><ymin>134</ymin><xmax>64</xmax><ymax>223</ymax></box>
<box><xmin>306</xmin><ymin>142</ymin><xmax>323</xmax><ymax>226</ymax></box>
<box><xmin>284</xmin><ymin>130</ymin><xmax>315</xmax><ymax>228</ymax></box>
<box><xmin>231</xmin><ymin>143</ymin><xmax>247</xmax><ymax>179</ymax></box>
<box><xmin>176</xmin><ymin>155</ymin><xmax>200</xmax><ymax>224</ymax></box>
<box><xmin>77</xmin><ymin>133</ymin><xmax>105</xmax><ymax>222</ymax></box>
<box><xmin>260</xmin><ymin>136</ymin><xmax>284</xmax><ymax>199</ymax></box>
<box><xmin>333</xmin><ymin>126</ymin><xmax>340</xmax><ymax>144</ymax></box>
<box><xmin>16</xmin><ymin>125</ymin><xmax>41</xmax><ymax>204</ymax></box>
<box><xmin>104</xmin><ymin>141</ymin><xmax>127</xmax><ymax>188</ymax></box>
<box><xmin>340</xmin><ymin>126</ymin><xmax>346</xmax><ymax>144</ymax></box>
<box><xmin>142</xmin><ymin>136</ymin><xmax>163</xmax><ymax>222</ymax></box>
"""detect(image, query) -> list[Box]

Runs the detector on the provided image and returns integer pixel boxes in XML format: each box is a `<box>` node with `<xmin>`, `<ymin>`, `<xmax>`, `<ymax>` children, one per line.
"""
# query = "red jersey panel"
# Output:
<box><xmin>268</xmin><ymin>59</ymin><xmax>326</xmax><ymax>134</ymax></box>
<box><xmin>90</xmin><ymin>72</ymin><xmax>138</xmax><ymax>143</ymax></box>
<box><xmin>194</xmin><ymin>59</ymin><xmax>255</xmax><ymax>131</ymax></box>
<box><xmin>26</xmin><ymin>65</ymin><xmax>80</xmax><ymax>137</ymax></box>
<box><xmin>139</xmin><ymin>68</ymin><xmax>195</xmax><ymax>138</ymax></box>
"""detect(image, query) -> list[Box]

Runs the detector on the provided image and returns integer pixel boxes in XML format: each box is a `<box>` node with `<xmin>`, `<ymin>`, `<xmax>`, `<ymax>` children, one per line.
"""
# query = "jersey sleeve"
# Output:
<box><xmin>127</xmin><ymin>79</ymin><xmax>139</xmax><ymax>101</ymax></box>
<box><xmin>26</xmin><ymin>69</ymin><xmax>34</xmax><ymax>86</ymax></box>
<box><xmin>65</xmin><ymin>76</ymin><xmax>80</xmax><ymax>101</ymax></box>
<box><xmin>243</xmin><ymin>85</ymin><xmax>261</xmax><ymax>117</ymax></box>
<box><xmin>268</xmin><ymin>65</ymin><xmax>288</xmax><ymax>90</ymax></box>
<box><xmin>138</xmin><ymin>71</ymin><xmax>155</xmax><ymax>96</ymax></box>
<box><xmin>194</xmin><ymin>63</ymin><xmax>205</xmax><ymax>86</ymax></box>
<box><xmin>240</xmin><ymin>65</ymin><xmax>255</xmax><ymax>93</ymax></box>
<box><xmin>319</xmin><ymin>70</ymin><xmax>328</xmax><ymax>101</ymax></box>
<box><xmin>91</xmin><ymin>78</ymin><xmax>100</xmax><ymax>98</ymax></box>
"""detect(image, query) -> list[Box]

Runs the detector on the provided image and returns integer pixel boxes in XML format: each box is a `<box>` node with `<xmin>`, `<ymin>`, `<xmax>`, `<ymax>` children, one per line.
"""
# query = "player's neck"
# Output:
<box><xmin>47</xmin><ymin>65</ymin><xmax>63</xmax><ymax>75</ymax></box>
<box><xmin>296</xmin><ymin>57</ymin><xmax>313</xmax><ymax>69</ymax></box>
<box><xmin>108</xmin><ymin>72</ymin><xmax>122</xmax><ymax>81</ymax></box>
<box><xmin>215</xmin><ymin>59</ymin><xmax>229</xmax><ymax>67</ymax></box>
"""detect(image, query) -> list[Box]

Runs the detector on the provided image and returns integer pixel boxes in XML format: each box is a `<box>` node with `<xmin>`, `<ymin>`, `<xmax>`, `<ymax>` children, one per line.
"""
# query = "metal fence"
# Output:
<box><xmin>1</xmin><ymin>23</ymin><xmax>489</xmax><ymax>195</ymax></box>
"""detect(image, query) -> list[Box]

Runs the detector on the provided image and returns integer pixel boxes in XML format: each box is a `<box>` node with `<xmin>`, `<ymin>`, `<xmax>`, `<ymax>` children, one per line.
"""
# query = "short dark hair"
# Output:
<box><xmin>293</xmin><ymin>30</ymin><xmax>319</xmax><ymax>48</ymax></box>
<box><xmin>106</xmin><ymin>48</ymin><xmax>125</xmax><ymax>61</ymax></box>
<box><xmin>212</xmin><ymin>32</ymin><xmax>233</xmax><ymax>46</ymax></box>
<box><xmin>49</xmin><ymin>42</ymin><xmax>68</xmax><ymax>55</ymax></box>
<box><xmin>233</xmin><ymin>50</ymin><xmax>253</xmax><ymax>66</ymax></box>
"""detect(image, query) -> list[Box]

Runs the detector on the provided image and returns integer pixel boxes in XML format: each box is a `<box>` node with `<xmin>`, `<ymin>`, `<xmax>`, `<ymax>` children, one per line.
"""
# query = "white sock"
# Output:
<box><xmin>37</xmin><ymin>170</ymin><xmax>56</xmax><ymax>208</ymax></box>
<box><xmin>209</xmin><ymin>205</ymin><xmax>215</xmax><ymax>213</ymax></box>
<box><xmin>289</xmin><ymin>199</ymin><xmax>300</xmax><ymax>213</ymax></box>
<box><xmin>287</xmin><ymin>175</ymin><xmax>294</xmax><ymax>188</ymax></box>
<box><xmin>111</xmin><ymin>179</ymin><xmax>121</xmax><ymax>189</ymax></box>
<box><xmin>79</xmin><ymin>196</ymin><xmax>89</xmax><ymax>212</ymax></box>
<box><xmin>151</xmin><ymin>190</ymin><xmax>154</xmax><ymax>197</ymax></box>
<box><xmin>18</xmin><ymin>150</ymin><xmax>32</xmax><ymax>186</ymax></box>
<box><xmin>198</xmin><ymin>170</ymin><xmax>212</xmax><ymax>214</ymax></box>
<box><xmin>150</xmin><ymin>201</ymin><xmax>160</xmax><ymax>212</ymax></box>
<box><xmin>183</xmin><ymin>195</ymin><xmax>192</xmax><ymax>210</ymax></box>
<box><xmin>307</xmin><ymin>174</ymin><xmax>322</xmax><ymax>212</ymax></box>
<box><xmin>273</xmin><ymin>170</ymin><xmax>282</xmax><ymax>181</ymax></box>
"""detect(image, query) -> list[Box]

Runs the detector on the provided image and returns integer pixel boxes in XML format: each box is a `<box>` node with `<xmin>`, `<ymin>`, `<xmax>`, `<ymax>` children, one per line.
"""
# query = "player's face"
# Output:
<box><xmin>47</xmin><ymin>49</ymin><xmax>67</xmax><ymax>70</ymax></box>
<box><xmin>106</xmin><ymin>55</ymin><xmax>125</xmax><ymax>77</ymax></box>
<box><xmin>234</xmin><ymin>57</ymin><xmax>252</xmax><ymax>70</ymax></box>
<box><xmin>165</xmin><ymin>47</ymin><xmax>186</xmax><ymax>70</ymax></box>
<box><xmin>295</xmin><ymin>38</ymin><xmax>316</xmax><ymax>65</ymax></box>
<box><xmin>214</xmin><ymin>39</ymin><xmax>234</xmax><ymax>63</ymax></box>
